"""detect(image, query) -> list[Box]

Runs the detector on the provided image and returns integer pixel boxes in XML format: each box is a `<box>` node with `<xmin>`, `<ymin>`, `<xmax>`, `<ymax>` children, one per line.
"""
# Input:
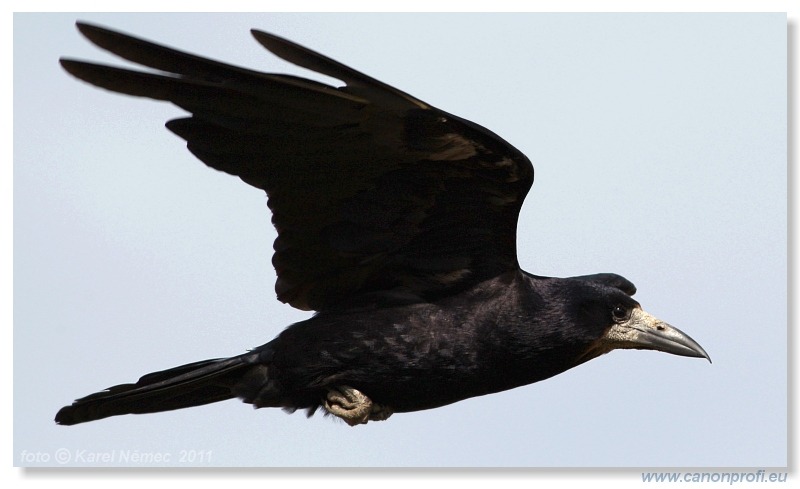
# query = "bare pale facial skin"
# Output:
<box><xmin>582</xmin><ymin>307</ymin><xmax>711</xmax><ymax>363</ymax></box>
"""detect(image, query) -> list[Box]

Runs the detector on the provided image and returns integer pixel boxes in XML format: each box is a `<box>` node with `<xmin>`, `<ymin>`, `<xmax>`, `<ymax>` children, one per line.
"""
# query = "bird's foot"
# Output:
<box><xmin>323</xmin><ymin>385</ymin><xmax>393</xmax><ymax>426</ymax></box>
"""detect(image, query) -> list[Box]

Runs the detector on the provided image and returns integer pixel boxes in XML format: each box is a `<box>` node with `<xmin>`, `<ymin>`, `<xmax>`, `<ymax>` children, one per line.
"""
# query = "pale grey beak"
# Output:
<box><xmin>591</xmin><ymin>308</ymin><xmax>711</xmax><ymax>363</ymax></box>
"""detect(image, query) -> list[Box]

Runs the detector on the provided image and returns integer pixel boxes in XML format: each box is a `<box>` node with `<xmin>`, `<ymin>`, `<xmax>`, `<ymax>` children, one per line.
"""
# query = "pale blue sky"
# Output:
<box><xmin>14</xmin><ymin>12</ymin><xmax>786</xmax><ymax>467</ymax></box>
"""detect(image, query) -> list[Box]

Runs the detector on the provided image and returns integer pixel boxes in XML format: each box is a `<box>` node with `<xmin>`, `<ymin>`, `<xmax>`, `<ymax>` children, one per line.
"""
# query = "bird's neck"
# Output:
<box><xmin>470</xmin><ymin>273</ymin><xmax>591</xmax><ymax>394</ymax></box>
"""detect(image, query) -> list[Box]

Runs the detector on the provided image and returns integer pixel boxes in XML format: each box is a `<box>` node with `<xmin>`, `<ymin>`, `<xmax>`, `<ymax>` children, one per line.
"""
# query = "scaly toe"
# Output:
<box><xmin>323</xmin><ymin>385</ymin><xmax>373</xmax><ymax>426</ymax></box>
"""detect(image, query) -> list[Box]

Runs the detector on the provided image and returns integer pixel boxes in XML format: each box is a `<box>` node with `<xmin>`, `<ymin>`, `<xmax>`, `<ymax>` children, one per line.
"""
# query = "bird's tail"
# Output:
<box><xmin>55</xmin><ymin>352</ymin><xmax>264</xmax><ymax>426</ymax></box>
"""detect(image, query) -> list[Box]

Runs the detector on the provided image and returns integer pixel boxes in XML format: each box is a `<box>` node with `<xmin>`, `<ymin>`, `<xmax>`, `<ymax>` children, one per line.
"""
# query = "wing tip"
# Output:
<box><xmin>58</xmin><ymin>58</ymin><xmax>96</xmax><ymax>82</ymax></box>
<box><xmin>74</xmin><ymin>20</ymin><xmax>118</xmax><ymax>47</ymax></box>
<box><xmin>250</xmin><ymin>28</ymin><xmax>279</xmax><ymax>45</ymax></box>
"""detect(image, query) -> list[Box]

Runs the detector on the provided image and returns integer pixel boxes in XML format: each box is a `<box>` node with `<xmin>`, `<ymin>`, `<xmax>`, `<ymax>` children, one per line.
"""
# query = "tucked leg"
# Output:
<box><xmin>323</xmin><ymin>386</ymin><xmax>393</xmax><ymax>426</ymax></box>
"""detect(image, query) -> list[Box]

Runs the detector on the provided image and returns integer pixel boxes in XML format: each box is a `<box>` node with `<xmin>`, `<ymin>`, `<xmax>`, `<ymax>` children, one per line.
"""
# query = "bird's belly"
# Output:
<box><xmin>271</xmin><ymin>300</ymin><xmax>519</xmax><ymax>413</ymax></box>
<box><xmin>313</xmin><ymin>348</ymin><xmax>495</xmax><ymax>413</ymax></box>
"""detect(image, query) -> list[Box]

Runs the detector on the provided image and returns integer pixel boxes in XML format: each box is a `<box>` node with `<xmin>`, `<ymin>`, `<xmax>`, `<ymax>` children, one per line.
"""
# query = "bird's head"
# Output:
<box><xmin>560</xmin><ymin>277</ymin><xmax>710</xmax><ymax>365</ymax></box>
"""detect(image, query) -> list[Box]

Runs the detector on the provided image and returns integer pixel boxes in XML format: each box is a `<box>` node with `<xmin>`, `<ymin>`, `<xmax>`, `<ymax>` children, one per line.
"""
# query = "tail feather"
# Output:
<box><xmin>55</xmin><ymin>355</ymin><xmax>258</xmax><ymax>426</ymax></box>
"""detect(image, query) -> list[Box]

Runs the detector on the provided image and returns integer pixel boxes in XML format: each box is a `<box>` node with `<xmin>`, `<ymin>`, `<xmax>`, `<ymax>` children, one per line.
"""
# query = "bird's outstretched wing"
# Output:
<box><xmin>61</xmin><ymin>22</ymin><xmax>534</xmax><ymax>312</ymax></box>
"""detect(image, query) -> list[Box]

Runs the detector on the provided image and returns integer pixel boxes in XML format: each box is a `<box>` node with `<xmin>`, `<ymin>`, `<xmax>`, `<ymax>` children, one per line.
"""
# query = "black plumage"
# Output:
<box><xmin>55</xmin><ymin>23</ymin><xmax>709</xmax><ymax>427</ymax></box>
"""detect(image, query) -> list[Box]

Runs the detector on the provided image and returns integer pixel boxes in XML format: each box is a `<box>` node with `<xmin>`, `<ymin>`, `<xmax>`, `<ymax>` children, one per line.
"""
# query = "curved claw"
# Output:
<box><xmin>323</xmin><ymin>386</ymin><xmax>393</xmax><ymax>426</ymax></box>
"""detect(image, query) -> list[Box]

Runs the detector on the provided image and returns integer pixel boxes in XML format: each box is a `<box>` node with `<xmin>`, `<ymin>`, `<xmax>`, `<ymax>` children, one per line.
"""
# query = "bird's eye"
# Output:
<box><xmin>612</xmin><ymin>305</ymin><xmax>630</xmax><ymax>322</ymax></box>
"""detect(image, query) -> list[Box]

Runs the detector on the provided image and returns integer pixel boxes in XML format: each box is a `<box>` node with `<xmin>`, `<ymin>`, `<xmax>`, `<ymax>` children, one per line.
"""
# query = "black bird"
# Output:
<box><xmin>55</xmin><ymin>22</ymin><xmax>710</xmax><ymax>427</ymax></box>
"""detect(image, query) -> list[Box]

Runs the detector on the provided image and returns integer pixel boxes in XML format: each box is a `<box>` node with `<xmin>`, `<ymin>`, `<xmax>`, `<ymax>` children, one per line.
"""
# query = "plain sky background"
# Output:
<box><xmin>13</xmin><ymin>12</ymin><xmax>786</xmax><ymax>468</ymax></box>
